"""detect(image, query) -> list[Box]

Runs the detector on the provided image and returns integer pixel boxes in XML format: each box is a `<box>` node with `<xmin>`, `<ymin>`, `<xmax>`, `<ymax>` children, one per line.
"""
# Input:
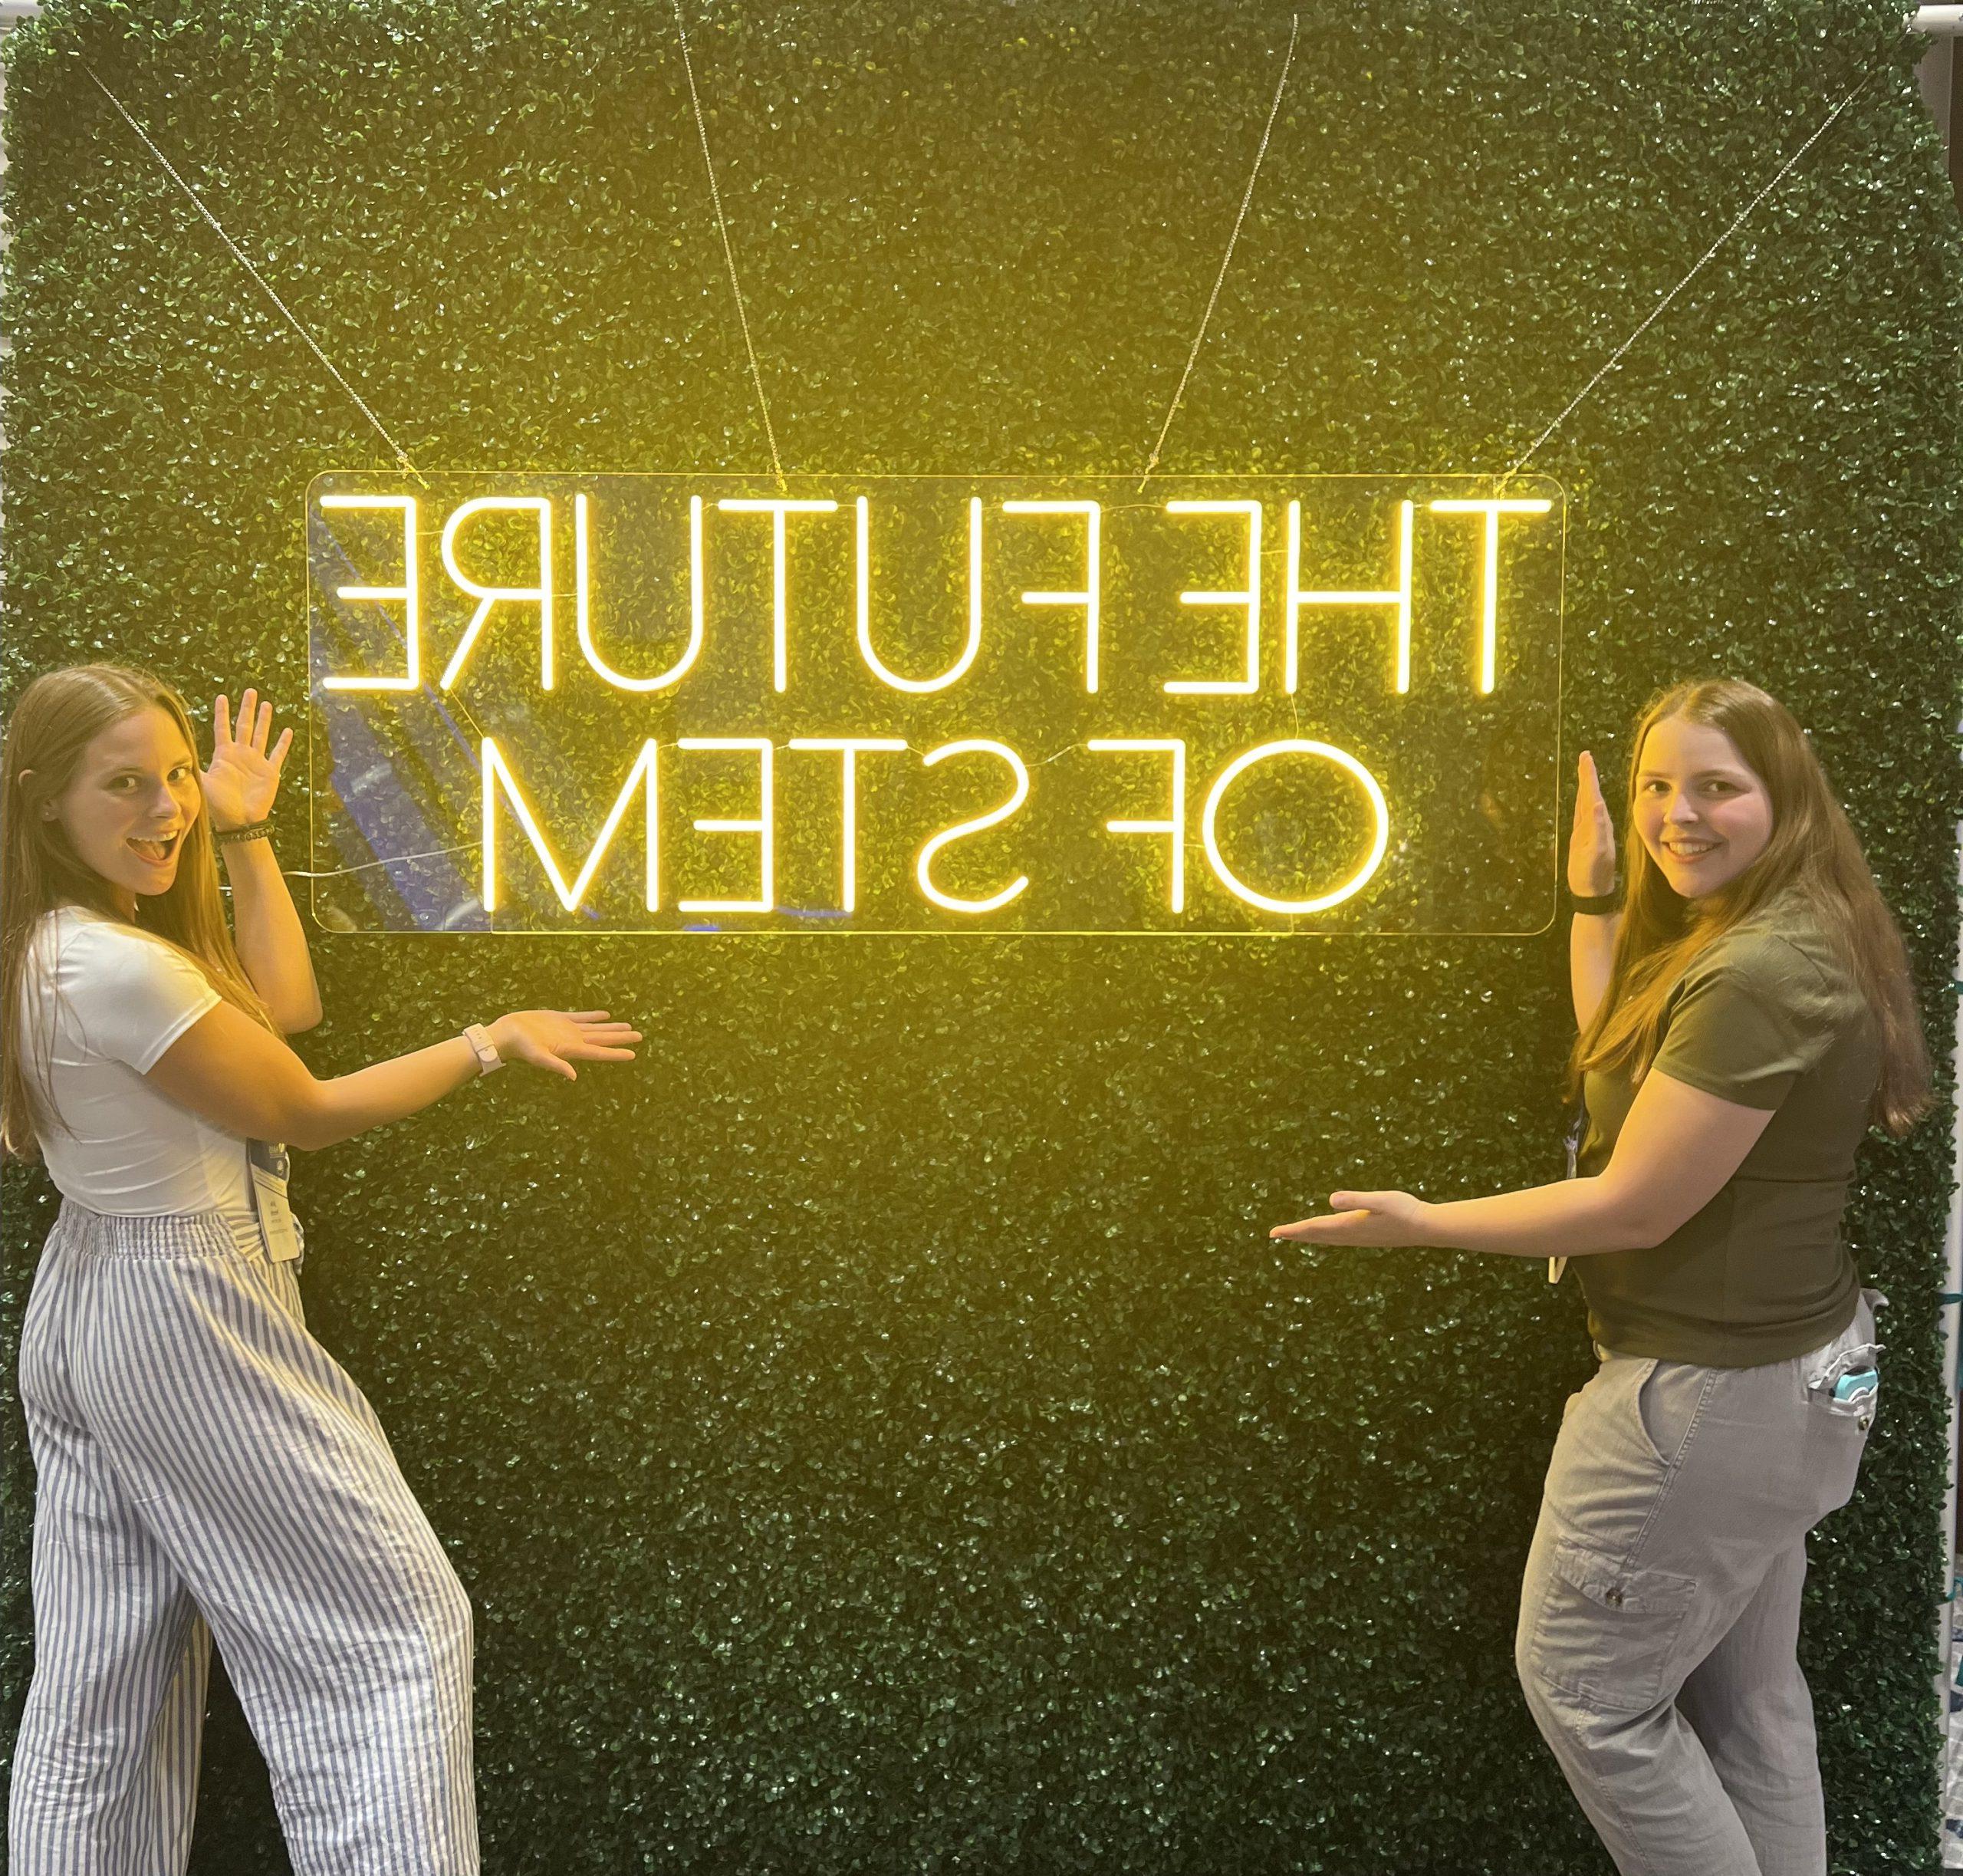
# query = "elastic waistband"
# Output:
<box><xmin>50</xmin><ymin>1197</ymin><xmax>264</xmax><ymax>1261</ymax></box>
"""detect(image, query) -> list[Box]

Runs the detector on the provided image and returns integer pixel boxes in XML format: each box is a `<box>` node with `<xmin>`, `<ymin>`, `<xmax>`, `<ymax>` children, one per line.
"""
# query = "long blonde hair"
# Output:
<box><xmin>1571</xmin><ymin>678</ymin><xmax>1929</xmax><ymax>1137</ymax></box>
<box><xmin>2</xmin><ymin>663</ymin><xmax>275</xmax><ymax>1157</ymax></box>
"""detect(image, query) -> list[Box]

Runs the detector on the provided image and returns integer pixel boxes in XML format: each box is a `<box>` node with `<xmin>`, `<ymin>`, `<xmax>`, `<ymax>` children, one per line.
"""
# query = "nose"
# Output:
<box><xmin>1661</xmin><ymin>791</ymin><xmax>1700</xmax><ymax>824</ymax></box>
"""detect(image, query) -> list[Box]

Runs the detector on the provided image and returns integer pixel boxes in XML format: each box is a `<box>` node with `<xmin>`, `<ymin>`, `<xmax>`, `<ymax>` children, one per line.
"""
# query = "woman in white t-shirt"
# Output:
<box><xmin>2</xmin><ymin>663</ymin><xmax>640</xmax><ymax>1876</ymax></box>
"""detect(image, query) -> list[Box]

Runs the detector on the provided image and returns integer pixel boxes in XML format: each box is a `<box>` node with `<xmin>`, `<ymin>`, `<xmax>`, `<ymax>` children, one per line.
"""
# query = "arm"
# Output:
<box><xmin>222</xmin><ymin>834</ymin><xmax>322</xmax><ymax>1032</ymax></box>
<box><xmin>200</xmin><ymin>689</ymin><xmax>321</xmax><ymax>1032</ymax></box>
<box><xmin>1570</xmin><ymin>907</ymin><xmax>1622</xmax><ymax>1034</ymax></box>
<box><xmin>1567</xmin><ymin>749</ymin><xmax>1619</xmax><ymax>1031</ymax></box>
<box><xmin>143</xmin><ymin>999</ymin><xmax>642</xmax><ymax>1152</ymax></box>
<box><xmin>1270</xmin><ymin>1068</ymin><xmax>1775</xmax><ymax>1257</ymax></box>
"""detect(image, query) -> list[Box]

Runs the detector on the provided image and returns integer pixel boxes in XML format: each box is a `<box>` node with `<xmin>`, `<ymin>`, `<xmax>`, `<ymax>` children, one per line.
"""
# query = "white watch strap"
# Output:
<box><xmin>463</xmin><ymin>1022</ymin><xmax>504</xmax><ymax>1075</ymax></box>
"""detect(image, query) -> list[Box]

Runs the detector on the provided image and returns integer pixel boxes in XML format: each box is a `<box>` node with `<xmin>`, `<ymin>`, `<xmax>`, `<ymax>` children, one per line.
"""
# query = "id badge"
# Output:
<box><xmin>245</xmin><ymin>1138</ymin><xmax>304</xmax><ymax>1264</ymax></box>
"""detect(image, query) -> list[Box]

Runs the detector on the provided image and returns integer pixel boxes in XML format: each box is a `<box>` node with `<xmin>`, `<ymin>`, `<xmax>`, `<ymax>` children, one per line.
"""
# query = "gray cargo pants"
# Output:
<box><xmin>1514</xmin><ymin>1285</ymin><xmax>1885</xmax><ymax>1876</ymax></box>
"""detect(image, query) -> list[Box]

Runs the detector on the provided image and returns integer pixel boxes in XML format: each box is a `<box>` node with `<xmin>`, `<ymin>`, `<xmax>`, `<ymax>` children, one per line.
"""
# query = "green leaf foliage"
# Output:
<box><xmin>1</xmin><ymin>3</ymin><xmax>1958</xmax><ymax>1871</ymax></box>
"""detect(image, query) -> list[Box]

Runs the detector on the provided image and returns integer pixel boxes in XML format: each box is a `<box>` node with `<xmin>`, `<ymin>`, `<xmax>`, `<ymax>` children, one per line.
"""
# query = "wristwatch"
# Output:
<box><xmin>462</xmin><ymin>1022</ymin><xmax>505</xmax><ymax>1076</ymax></box>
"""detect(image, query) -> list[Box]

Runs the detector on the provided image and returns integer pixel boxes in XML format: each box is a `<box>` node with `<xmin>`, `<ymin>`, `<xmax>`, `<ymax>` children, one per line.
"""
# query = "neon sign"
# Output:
<box><xmin>306</xmin><ymin>473</ymin><xmax>1563</xmax><ymax>933</ymax></box>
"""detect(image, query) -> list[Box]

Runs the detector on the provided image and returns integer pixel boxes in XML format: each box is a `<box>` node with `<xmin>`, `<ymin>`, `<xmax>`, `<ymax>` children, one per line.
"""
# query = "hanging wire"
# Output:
<box><xmin>86</xmin><ymin>68</ymin><xmax>424</xmax><ymax>483</ymax></box>
<box><xmin>1138</xmin><ymin>15</ymin><xmax>1299</xmax><ymax>493</ymax></box>
<box><xmin>1503</xmin><ymin>31</ymin><xmax>1908</xmax><ymax>481</ymax></box>
<box><xmin>672</xmin><ymin>0</ymin><xmax>787</xmax><ymax>491</ymax></box>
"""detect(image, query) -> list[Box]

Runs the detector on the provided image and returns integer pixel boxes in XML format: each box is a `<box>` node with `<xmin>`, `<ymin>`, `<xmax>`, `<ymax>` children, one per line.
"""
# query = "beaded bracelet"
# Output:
<box><xmin>213</xmin><ymin>819</ymin><xmax>275</xmax><ymax>846</ymax></box>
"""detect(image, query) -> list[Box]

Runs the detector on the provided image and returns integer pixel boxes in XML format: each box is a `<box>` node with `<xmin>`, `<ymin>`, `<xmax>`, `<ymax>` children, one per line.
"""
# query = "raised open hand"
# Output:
<box><xmin>202</xmin><ymin>689</ymin><xmax>293</xmax><ymax>832</ymax></box>
<box><xmin>1568</xmin><ymin>750</ymin><xmax>1616</xmax><ymax>897</ymax></box>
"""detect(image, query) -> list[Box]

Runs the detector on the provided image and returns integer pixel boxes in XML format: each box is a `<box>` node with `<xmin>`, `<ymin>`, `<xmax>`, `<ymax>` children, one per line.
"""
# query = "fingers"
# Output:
<box><xmin>1580</xmin><ymin>749</ymin><xmax>1607</xmax><ymax>808</ymax></box>
<box><xmin>215</xmin><ymin>690</ymin><xmax>282</xmax><ymax>757</ymax></box>
<box><xmin>1268</xmin><ymin>1215</ymin><xmax>1363</xmax><ymax>1241</ymax></box>
<box><xmin>1269</xmin><ymin>1203</ymin><xmax>1371</xmax><ymax>1240</ymax></box>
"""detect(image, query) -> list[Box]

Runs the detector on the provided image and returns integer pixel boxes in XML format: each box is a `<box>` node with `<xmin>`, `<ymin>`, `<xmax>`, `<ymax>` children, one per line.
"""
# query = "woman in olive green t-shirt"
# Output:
<box><xmin>1271</xmin><ymin>676</ymin><xmax>1929</xmax><ymax>1876</ymax></box>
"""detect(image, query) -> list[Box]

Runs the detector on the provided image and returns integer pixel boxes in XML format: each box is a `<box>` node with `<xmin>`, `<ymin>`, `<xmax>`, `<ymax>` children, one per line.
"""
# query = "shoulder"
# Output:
<box><xmin>41</xmin><ymin>908</ymin><xmax>215</xmax><ymax>1000</ymax></box>
<box><xmin>44</xmin><ymin>906</ymin><xmax>177</xmax><ymax>966</ymax></box>
<box><xmin>1675</xmin><ymin>898</ymin><xmax>1861</xmax><ymax>1031</ymax></box>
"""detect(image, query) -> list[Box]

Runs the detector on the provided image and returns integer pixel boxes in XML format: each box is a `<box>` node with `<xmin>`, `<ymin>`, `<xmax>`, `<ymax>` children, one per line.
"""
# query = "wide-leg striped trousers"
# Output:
<box><xmin>8</xmin><ymin>1200</ymin><xmax>478</xmax><ymax>1875</ymax></box>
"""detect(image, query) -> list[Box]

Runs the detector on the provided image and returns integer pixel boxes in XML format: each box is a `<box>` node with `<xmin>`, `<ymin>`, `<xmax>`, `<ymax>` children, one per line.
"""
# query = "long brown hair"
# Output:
<box><xmin>2</xmin><ymin>663</ymin><xmax>275</xmax><ymax>1157</ymax></box>
<box><xmin>1571</xmin><ymin>678</ymin><xmax>1930</xmax><ymax>1137</ymax></box>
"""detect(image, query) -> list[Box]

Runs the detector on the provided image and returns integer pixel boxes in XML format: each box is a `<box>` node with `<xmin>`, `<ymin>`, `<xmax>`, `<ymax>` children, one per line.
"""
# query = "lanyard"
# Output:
<box><xmin>1550</xmin><ymin>1104</ymin><xmax>1586</xmax><ymax>1284</ymax></box>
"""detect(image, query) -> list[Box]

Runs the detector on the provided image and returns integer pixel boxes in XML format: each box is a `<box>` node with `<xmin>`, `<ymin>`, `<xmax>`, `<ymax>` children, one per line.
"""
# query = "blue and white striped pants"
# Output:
<box><xmin>8</xmin><ymin>1200</ymin><xmax>478</xmax><ymax>1875</ymax></box>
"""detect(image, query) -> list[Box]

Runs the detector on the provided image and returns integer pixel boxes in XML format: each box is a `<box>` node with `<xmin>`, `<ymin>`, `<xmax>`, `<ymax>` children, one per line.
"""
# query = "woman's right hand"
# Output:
<box><xmin>1568</xmin><ymin>751</ymin><xmax>1616</xmax><ymax>897</ymax></box>
<box><xmin>488</xmin><ymin>1010</ymin><xmax>642</xmax><ymax>1081</ymax></box>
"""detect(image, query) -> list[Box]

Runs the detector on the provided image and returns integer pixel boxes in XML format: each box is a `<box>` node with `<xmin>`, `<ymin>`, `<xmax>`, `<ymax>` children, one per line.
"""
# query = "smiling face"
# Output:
<box><xmin>43</xmin><ymin>706</ymin><xmax>202</xmax><ymax>916</ymax></box>
<box><xmin>1633</xmin><ymin>713</ymin><xmax>1774</xmax><ymax>900</ymax></box>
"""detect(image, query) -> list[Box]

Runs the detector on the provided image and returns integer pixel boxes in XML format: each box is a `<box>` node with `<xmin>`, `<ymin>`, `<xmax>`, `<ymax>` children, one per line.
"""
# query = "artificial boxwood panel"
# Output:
<box><xmin>1</xmin><ymin>2</ymin><xmax>1958</xmax><ymax>1871</ymax></box>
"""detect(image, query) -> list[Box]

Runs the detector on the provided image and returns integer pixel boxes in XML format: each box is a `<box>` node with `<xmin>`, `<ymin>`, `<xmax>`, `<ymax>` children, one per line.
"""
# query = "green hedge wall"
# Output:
<box><xmin>2</xmin><ymin>3</ymin><xmax>1959</xmax><ymax>1871</ymax></box>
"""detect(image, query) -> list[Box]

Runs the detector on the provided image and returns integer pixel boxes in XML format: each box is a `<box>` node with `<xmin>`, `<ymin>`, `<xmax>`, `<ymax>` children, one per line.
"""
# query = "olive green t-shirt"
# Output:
<box><xmin>1575</xmin><ymin>894</ymin><xmax>1881</xmax><ymax>1367</ymax></box>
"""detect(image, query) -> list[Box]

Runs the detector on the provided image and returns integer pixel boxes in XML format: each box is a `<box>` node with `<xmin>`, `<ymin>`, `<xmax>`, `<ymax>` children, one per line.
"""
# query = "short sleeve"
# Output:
<box><xmin>1650</xmin><ymin>939</ymin><xmax>1843</xmax><ymax>1111</ymax></box>
<box><xmin>57</xmin><ymin>918</ymin><xmax>221</xmax><ymax>1071</ymax></box>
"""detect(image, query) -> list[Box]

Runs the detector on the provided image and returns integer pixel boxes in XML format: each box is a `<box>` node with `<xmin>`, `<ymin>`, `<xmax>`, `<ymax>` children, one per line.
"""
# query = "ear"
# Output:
<box><xmin>16</xmin><ymin>768</ymin><xmax>53</xmax><ymax>818</ymax></box>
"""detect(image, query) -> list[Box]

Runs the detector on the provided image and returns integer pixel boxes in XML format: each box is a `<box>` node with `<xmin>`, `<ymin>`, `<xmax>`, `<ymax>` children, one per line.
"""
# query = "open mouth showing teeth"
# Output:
<box><xmin>127</xmin><ymin>834</ymin><xmax>180</xmax><ymax>862</ymax></box>
<box><xmin>1664</xmin><ymin>842</ymin><xmax>1718</xmax><ymax>857</ymax></box>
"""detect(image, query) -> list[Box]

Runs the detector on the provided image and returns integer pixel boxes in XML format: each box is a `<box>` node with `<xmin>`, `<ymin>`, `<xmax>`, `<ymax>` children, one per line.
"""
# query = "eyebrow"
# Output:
<box><xmin>98</xmin><ymin>758</ymin><xmax>189</xmax><ymax>777</ymax></box>
<box><xmin>1634</xmin><ymin>767</ymin><xmax>1747</xmax><ymax>781</ymax></box>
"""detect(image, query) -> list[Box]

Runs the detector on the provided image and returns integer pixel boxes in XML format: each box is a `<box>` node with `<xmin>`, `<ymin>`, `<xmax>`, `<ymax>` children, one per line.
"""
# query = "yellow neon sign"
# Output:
<box><xmin>787</xmin><ymin>738</ymin><xmax>909</xmax><ymax>912</ymax></box>
<box><xmin>915</xmin><ymin>739</ymin><xmax>1031</xmax><ymax>914</ymax></box>
<box><xmin>1086</xmin><ymin>739</ymin><xmax>1187</xmax><ymax>911</ymax></box>
<box><xmin>482</xmin><ymin>735</ymin><xmax>659</xmax><ymax>912</ymax></box>
<box><xmin>439</xmin><ymin>496</ymin><xmax>555</xmax><ymax>692</ymax></box>
<box><xmin>857</xmin><ymin>495</ymin><xmax>985</xmax><ymax>693</ymax></box>
<box><xmin>1163</xmin><ymin>500</ymin><xmax>1261</xmax><ymax>696</ymax></box>
<box><xmin>1001</xmin><ymin>499</ymin><xmax>1101</xmax><ymax>693</ymax></box>
<box><xmin>1287</xmin><ymin>499</ymin><xmax>1413</xmax><ymax>695</ymax></box>
<box><xmin>574</xmin><ymin>492</ymin><xmax>705</xmax><ymax>692</ymax></box>
<box><xmin>676</xmin><ymin>737</ymin><xmax>775</xmax><ymax>913</ymax></box>
<box><xmin>1428</xmin><ymin>499</ymin><xmax>1555</xmax><ymax>694</ymax></box>
<box><xmin>717</xmin><ymin>499</ymin><xmax>840</xmax><ymax>694</ymax></box>
<box><xmin>310</xmin><ymin>473</ymin><xmax>1563</xmax><ymax>934</ymax></box>
<box><xmin>320</xmin><ymin>494</ymin><xmax>419</xmax><ymax>692</ymax></box>
<box><xmin>1200</xmin><ymin>739</ymin><xmax>1389</xmax><ymax>914</ymax></box>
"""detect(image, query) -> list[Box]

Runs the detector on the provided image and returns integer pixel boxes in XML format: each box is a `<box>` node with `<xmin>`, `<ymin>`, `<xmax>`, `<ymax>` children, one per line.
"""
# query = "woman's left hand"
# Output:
<box><xmin>202</xmin><ymin>689</ymin><xmax>293</xmax><ymax>831</ymax></box>
<box><xmin>1269</xmin><ymin>1190</ymin><xmax>1433</xmax><ymax>1246</ymax></box>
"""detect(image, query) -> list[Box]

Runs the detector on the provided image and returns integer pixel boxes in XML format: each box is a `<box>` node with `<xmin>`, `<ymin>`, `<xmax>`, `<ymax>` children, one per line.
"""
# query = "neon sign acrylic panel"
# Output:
<box><xmin>305</xmin><ymin>473</ymin><xmax>1563</xmax><ymax>933</ymax></box>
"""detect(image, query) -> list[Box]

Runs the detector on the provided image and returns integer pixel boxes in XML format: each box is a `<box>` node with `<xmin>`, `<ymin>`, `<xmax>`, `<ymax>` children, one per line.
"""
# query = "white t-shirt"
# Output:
<box><xmin>18</xmin><ymin>905</ymin><xmax>252</xmax><ymax>1215</ymax></box>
